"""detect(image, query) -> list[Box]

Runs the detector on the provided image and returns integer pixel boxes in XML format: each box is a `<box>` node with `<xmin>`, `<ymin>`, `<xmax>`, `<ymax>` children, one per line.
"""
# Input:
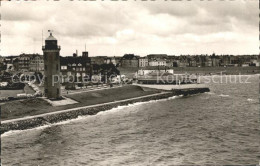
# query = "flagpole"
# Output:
<box><xmin>42</xmin><ymin>30</ymin><xmax>43</xmax><ymax>47</ymax></box>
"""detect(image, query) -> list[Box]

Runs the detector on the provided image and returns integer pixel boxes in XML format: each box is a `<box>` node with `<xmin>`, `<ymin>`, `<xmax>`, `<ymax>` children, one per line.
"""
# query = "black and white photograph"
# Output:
<box><xmin>0</xmin><ymin>0</ymin><xmax>259</xmax><ymax>165</ymax></box>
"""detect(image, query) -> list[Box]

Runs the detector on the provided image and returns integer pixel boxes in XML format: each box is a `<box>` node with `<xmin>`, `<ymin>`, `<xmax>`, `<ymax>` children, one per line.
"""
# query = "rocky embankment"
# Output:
<box><xmin>1</xmin><ymin>88</ymin><xmax>209</xmax><ymax>134</ymax></box>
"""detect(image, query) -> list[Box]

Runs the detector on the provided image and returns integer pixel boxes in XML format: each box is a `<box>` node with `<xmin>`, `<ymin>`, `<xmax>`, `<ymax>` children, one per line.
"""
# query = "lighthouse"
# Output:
<box><xmin>42</xmin><ymin>30</ymin><xmax>61</xmax><ymax>99</ymax></box>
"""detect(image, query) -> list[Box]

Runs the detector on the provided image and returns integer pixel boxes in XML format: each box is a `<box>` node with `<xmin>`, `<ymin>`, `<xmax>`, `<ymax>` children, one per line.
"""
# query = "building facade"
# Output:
<box><xmin>148</xmin><ymin>59</ymin><xmax>167</xmax><ymax>66</ymax></box>
<box><xmin>18</xmin><ymin>54</ymin><xmax>31</xmax><ymax>71</ymax></box>
<box><xmin>29</xmin><ymin>54</ymin><xmax>44</xmax><ymax>72</ymax></box>
<box><xmin>18</xmin><ymin>54</ymin><xmax>44</xmax><ymax>72</ymax></box>
<box><xmin>60</xmin><ymin>51</ymin><xmax>92</xmax><ymax>82</ymax></box>
<box><xmin>139</xmin><ymin>57</ymin><xmax>148</xmax><ymax>67</ymax></box>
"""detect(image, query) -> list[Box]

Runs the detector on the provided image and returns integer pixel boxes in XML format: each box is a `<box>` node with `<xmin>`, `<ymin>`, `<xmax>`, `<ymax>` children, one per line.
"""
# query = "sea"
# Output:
<box><xmin>1</xmin><ymin>75</ymin><xmax>259</xmax><ymax>165</ymax></box>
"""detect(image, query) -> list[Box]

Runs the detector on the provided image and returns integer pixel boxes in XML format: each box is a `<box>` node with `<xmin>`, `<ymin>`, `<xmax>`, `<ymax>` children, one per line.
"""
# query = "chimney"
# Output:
<box><xmin>82</xmin><ymin>51</ymin><xmax>88</xmax><ymax>58</ymax></box>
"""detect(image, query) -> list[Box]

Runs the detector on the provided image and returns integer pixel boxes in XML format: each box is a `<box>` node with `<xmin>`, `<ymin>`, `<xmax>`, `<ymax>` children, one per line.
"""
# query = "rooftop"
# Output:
<box><xmin>46</xmin><ymin>33</ymin><xmax>57</xmax><ymax>41</ymax></box>
<box><xmin>139</xmin><ymin>66</ymin><xmax>175</xmax><ymax>70</ymax></box>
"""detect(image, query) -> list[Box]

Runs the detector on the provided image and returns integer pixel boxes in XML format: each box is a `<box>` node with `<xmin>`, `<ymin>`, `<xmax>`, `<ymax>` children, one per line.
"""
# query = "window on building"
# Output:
<box><xmin>45</xmin><ymin>89</ymin><xmax>48</xmax><ymax>94</ymax></box>
<box><xmin>44</xmin><ymin>65</ymin><xmax>47</xmax><ymax>70</ymax></box>
<box><xmin>56</xmin><ymin>64</ymin><xmax>59</xmax><ymax>71</ymax></box>
<box><xmin>57</xmin><ymin>88</ymin><xmax>59</xmax><ymax>95</ymax></box>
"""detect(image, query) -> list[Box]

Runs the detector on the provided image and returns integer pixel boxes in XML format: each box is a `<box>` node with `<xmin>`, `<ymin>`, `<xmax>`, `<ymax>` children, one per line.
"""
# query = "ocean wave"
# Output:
<box><xmin>92</xmin><ymin>95</ymin><xmax>180</xmax><ymax>117</ymax></box>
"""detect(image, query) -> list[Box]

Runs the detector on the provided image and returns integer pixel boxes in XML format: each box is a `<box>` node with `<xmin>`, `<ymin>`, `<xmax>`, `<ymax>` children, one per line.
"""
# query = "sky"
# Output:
<box><xmin>1</xmin><ymin>0</ymin><xmax>258</xmax><ymax>57</ymax></box>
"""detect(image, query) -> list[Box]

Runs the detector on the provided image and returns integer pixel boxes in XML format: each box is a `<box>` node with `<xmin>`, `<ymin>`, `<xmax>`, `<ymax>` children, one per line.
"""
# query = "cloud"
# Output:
<box><xmin>0</xmin><ymin>0</ymin><xmax>258</xmax><ymax>56</ymax></box>
<box><xmin>144</xmin><ymin>1</ymin><xmax>199</xmax><ymax>17</ymax></box>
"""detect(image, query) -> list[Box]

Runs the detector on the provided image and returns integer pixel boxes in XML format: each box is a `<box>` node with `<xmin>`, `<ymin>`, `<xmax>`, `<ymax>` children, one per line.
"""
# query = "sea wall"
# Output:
<box><xmin>1</xmin><ymin>88</ymin><xmax>209</xmax><ymax>134</ymax></box>
<box><xmin>172</xmin><ymin>87</ymin><xmax>210</xmax><ymax>96</ymax></box>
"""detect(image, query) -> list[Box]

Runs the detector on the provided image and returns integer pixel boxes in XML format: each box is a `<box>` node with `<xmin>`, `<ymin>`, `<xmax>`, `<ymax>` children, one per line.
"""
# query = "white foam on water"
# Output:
<box><xmin>247</xmin><ymin>98</ymin><xmax>254</xmax><ymax>102</ymax></box>
<box><xmin>205</xmin><ymin>92</ymin><xmax>215</xmax><ymax>95</ymax></box>
<box><xmin>92</xmin><ymin>95</ymin><xmax>180</xmax><ymax>117</ymax></box>
<box><xmin>1</xmin><ymin>118</ymin><xmax>88</xmax><ymax>138</ymax></box>
<box><xmin>2</xmin><ymin>95</ymin><xmax>181</xmax><ymax>137</ymax></box>
<box><xmin>1</xmin><ymin>125</ymin><xmax>50</xmax><ymax>137</ymax></box>
<box><xmin>218</xmin><ymin>94</ymin><xmax>230</xmax><ymax>97</ymax></box>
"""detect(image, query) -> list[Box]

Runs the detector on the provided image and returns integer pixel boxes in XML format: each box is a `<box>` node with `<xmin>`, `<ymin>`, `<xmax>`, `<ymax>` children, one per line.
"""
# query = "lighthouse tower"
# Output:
<box><xmin>42</xmin><ymin>30</ymin><xmax>61</xmax><ymax>99</ymax></box>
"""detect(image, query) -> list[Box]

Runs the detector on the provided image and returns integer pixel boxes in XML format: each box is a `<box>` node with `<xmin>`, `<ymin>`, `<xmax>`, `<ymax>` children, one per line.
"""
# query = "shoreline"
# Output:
<box><xmin>0</xmin><ymin>92</ymin><xmax>173</xmax><ymax>134</ymax></box>
<box><xmin>0</xmin><ymin>87</ymin><xmax>209</xmax><ymax>134</ymax></box>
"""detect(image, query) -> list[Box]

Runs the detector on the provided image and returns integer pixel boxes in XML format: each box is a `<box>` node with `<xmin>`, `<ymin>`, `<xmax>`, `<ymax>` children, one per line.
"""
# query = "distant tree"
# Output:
<box><xmin>122</xmin><ymin>54</ymin><xmax>135</xmax><ymax>60</ymax></box>
<box><xmin>99</xmin><ymin>63</ymin><xmax>120</xmax><ymax>83</ymax></box>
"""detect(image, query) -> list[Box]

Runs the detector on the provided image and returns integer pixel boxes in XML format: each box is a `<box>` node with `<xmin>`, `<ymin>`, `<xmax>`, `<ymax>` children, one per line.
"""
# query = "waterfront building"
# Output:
<box><xmin>251</xmin><ymin>59</ymin><xmax>260</xmax><ymax>67</ymax></box>
<box><xmin>42</xmin><ymin>31</ymin><xmax>61</xmax><ymax>99</ymax></box>
<box><xmin>137</xmin><ymin>66</ymin><xmax>174</xmax><ymax>76</ymax></box>
<box><xmin>242</xmin><ymin>63</ymin><xmax>250</xmax><ymax>67</ymax></box>
<box><xmin>139</xmin><ymin>57</ymin><xmax>148</xmax><ymax>67</ymax></box>
<box><xmin>60</xmin><ymin>51</ymin><xmax>91</xmax><ymax>82</ymax></box>
<box><xmin>18</xmin><ymin>54</ymin><xmax>44</xmax><ymax>72</ymax></box>
<box><xmin>205</xmin><ymin>57</ymin><xmax>213</xmax><ymax>67</ymax></box>
<box><xmin>190</xmin><ymin>58</ymin><xmax>197</xmax><ymax>67</ymax></box>
<box><xmin>212</xmin><ymin>58</ymin><xmax>220</xmax><ymax>67</ymax></box>
<box><xmin>18</xmin><ymin>54</ymin><xmax>31</xmax><ymax>71</ymax></box>
<box><xmin>179</xmin><ymin>61</ymin><xmax>189</xmax><ymax>67</ymax></box>
<box><xmin>148</xmin><ymin>59</ymin><xmax>166</xmax><ymax>66</ymax></box>
<box><xmin>29</xmin><ymin>54</ymin><xmax>44</xmax><ymax>72</ymax></box>
<box><xmin>105</xmin><ymin>57</ymin><xmax>112</xmax><ymax>64</ymax></box>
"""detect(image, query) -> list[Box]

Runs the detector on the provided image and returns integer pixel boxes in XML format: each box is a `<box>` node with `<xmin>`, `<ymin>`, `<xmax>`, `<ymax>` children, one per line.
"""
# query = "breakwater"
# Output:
<box><xmin>172</xmin><ymin>87</ymin><xmax>210</xmax><ymax>96</ymax></box>
<box><xmin>1</xmin><ymin>88</ymin><xmax>209</xmax><ymax>134</ymax></box>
